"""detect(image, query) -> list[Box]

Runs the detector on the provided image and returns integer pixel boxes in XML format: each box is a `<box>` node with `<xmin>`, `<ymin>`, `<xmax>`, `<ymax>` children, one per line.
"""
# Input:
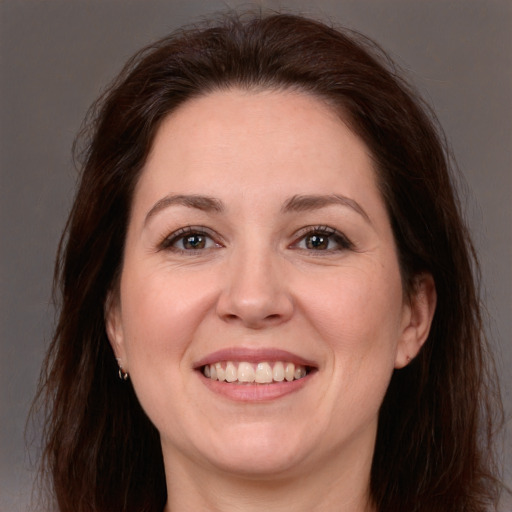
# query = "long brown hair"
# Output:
<box><xmin>33</xmin><ymin>11</ymin><xmax>503</xmax><ymax>512</ymax></box>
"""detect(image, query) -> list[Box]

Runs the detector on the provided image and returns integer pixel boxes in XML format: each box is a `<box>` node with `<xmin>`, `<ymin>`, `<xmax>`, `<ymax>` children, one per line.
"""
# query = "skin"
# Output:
<box><xmin>107</xmin><ymin>89</ymin><xmax>436</xmax><ymax>512</ymax></box>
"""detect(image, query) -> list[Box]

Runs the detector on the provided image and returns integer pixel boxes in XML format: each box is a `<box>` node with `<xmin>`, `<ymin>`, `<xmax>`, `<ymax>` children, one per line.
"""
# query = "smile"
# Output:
<box><xmin>202</xmin><ymin>361</ymin><xmax>308</xmax><ymax>384</ymax></box>
<box><xmin>194</xmin><ymin>348</ymin><xmax>317</xmax><ymax>400</ymax></box>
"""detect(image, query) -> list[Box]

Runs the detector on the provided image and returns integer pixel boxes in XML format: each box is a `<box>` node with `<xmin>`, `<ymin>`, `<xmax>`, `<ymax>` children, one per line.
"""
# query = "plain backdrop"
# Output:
<box><xmin>1</xmin><ymin>1</ymin><xmax>510</xmax><ymax>510</ymax></box>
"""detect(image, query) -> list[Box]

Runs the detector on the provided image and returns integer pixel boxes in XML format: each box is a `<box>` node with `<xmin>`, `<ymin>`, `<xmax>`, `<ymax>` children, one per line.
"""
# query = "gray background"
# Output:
<box><xmin>1</xmin><ymin>1</ymin><xmax>510</xmax><ymax>510</ymax></box>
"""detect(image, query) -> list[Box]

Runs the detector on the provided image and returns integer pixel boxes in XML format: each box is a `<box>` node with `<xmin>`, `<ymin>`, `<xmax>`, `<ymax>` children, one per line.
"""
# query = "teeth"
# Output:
<box><xmin>294</xmin><ymin>366</ymin><xmax>306</xmax><ymax>379</ymax></box>
<box><xmin>285</xmin><ymin>363</ymin><xmax>295</xmax><ymax>382</ymax></box>
<box><xmin>238</xmin><ymin>362</ymin><xmax>255</xmax><ymax>382</ymax></box>
<box><xmin>272</xmin><ymin>362</ymin><xmax>285</xmax><ymax>382</ymax></box>
<box><xmin>215</xmin><ymin>362</ymin><xmax>226</xmax><ymax>382</ymax></box>
<box><xmin>255</xmin><ymin>362</ymin><xmax>273</xmax><ymax>383</ymax></box>
<box><xmin>202</xmin><ymin>361</ymin><xmax>309</xmax><ymax>384</ymax></box>
<box><xmin>225</xmin><ymin>362</ymin><xmax>237</xmax><ymax>382</ymax></box>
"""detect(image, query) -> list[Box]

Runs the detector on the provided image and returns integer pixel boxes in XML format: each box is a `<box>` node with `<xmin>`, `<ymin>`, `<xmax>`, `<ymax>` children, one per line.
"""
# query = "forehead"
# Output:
<box><xmin>140</xmin><ymin>89</ymin><xmax>378</xmax><ymax>195</ymax></box>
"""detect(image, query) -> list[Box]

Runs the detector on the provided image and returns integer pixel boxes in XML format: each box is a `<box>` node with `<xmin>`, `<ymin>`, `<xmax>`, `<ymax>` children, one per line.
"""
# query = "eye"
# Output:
<box><xmin>160</xmin><ymin>226</ymin><xmax>221</xmax><ymax>252</ymax></box>
<box><xmin>292</xmin><ymin>226</ymin><xmax>353</xmax><ymax>251</ymax></box>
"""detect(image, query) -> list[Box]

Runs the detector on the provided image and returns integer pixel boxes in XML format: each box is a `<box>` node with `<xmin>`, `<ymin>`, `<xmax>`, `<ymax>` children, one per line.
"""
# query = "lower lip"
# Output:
<box><xmin>198</xmin><ymin>371</ymin><xmax>314</xmax><ymax>401</ymax></box>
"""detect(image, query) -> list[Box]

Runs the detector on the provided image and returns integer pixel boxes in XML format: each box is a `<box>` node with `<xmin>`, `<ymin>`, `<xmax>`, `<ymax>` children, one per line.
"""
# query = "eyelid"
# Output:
<box><xmin>156</xmin><ymin>224</ymin><xmax>353</xmax><ymax>253</ymax></box>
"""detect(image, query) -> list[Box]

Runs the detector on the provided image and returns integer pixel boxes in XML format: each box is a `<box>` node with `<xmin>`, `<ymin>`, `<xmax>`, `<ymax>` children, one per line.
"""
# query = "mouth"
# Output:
<box><xmin>201</xmin><ymin>360</ymin><xmax>313</xmax><ymax>384</ymax></box>
<box><xmin>194</xmin><ymin>348</ymin><xmax>318</xmax><ymax>400</ymax></box>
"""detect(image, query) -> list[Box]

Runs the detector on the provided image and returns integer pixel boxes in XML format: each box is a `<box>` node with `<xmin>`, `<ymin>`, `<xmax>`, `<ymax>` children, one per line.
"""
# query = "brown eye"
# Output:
<box><xmin>161</xmin><ymin>227</ymin><xmax>221</xmax><ymax>252</ymax></box>
<box><xmin>292</xmin><ymin>226</ymin><xmax>353</xmax><ymax>252</ymax></box>
<box><xmin>182</xmin><ymin>234</ymin><xmax>207</xmax><ymax>250</ymax></box>
<box><xmin>305</xmin><ymin>234</ymin><xmax>329</xmax><ymax>250</ymax></box>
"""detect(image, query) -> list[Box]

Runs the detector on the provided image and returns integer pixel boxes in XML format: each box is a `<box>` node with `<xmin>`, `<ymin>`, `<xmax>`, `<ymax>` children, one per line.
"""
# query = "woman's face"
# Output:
<box><xmin>107</xmin><ymin>89</ymin><xmax>433</xmax><ymax>481</ymax></box>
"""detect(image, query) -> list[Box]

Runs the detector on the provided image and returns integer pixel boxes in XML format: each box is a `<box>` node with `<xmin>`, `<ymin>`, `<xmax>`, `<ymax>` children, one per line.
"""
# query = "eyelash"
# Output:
<box><xmin>290</xmin><ymin>225</ymin><xmax>353</xmax><ymax>252</ymax></box>
<box><xmin>159</xmin><ymin>226</ymin><xmax>222</xmax><ymax>253</ymax></box>
<box><xmin>159</xmin><ymin>225</ymin><xmax>353</xmax><ymax>254</ymax></box>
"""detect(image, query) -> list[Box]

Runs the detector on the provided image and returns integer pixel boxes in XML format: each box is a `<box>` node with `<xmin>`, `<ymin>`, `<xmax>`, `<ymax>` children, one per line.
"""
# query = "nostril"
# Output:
<box><xmin>216</xmin><ymin>285</ymin><xmax>294</xmax><ymax>328</ymax></box>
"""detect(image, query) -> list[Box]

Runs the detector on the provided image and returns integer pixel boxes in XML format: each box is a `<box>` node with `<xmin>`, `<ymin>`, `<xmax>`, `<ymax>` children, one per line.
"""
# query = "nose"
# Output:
<box><xmin>216</xmin><ymin>244</ymin><xmax>294</xmax><ymax>329</ymax></box>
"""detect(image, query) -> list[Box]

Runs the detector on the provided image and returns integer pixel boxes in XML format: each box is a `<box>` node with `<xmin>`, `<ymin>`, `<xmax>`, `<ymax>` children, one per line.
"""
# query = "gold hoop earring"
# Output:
<box><xmin>116</xmin><ymin>359</ymin><xmax>129</xmax><ymax>381</ymax></box>
<box><xmin>118</xmin><ymin>368</ymin><xmax>129</xmax><ymax>381</ymax></box>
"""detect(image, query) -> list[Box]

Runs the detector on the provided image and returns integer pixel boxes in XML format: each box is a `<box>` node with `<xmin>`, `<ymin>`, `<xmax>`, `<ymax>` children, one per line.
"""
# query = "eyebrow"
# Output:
<box><xmin>281</xmin><ymin>194</ymin><xmax>371</xmax><ymax>224</ymax></box>
<box><xmin>144</xmin><ymin>193</ymin><xmax>371</xmax><ymax>225</ymax></box>
<box><xmin>145</xmin><ymin>194</ymin><xmax>224</xmax><ymax>225</ymax></box>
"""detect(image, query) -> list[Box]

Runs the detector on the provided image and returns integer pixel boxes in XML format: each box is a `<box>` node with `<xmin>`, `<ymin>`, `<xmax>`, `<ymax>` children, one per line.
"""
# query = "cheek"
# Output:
<box><xmin>309</xmin><ymin>266</ymin><xmax>402</xmax><ymax>343</ymax></box>
<box><xmin>301</xmin><ymin>263</ymin><xmax>404</xmax><ymax>399</ymax></box>
<box><xmin>118</xmin><ymin>267</ymin><xmax>212</xmax><ymax>372</ymax></box>
<box><xmin>116</xmin><ymin>269</ymin><xmax>214</xmax><ymax>431</ymax></box>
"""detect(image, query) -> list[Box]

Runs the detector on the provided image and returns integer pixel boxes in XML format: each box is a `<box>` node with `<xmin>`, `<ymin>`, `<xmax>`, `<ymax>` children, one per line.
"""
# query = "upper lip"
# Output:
<box><xmin>193</xmin><ymin>348</ymin><xmax>318</xmax><ymax>369</ymax></box>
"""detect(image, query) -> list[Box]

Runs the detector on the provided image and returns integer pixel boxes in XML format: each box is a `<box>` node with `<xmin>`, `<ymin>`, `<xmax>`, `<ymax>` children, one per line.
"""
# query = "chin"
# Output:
<box><xmin>197</xmin><ymin>421</ymin><xmax>316</xmax><ymax>478</ymax></box>
<box><xmin>208</xmin><ymin>450</ymin><xmax>303</xmax><ymax>479</ymax></box>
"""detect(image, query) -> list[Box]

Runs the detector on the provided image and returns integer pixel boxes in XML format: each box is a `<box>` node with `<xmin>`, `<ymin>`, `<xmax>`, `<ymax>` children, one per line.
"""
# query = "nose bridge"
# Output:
<box><xmin>216</xmin><ymin>236</ymin><xmax>293</xmax><ymax>328</ymax></box>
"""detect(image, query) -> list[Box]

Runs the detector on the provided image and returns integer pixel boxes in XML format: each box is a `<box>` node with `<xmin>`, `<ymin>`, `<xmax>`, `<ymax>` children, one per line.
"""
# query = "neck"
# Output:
<box><xmin>163</xmin><ymin>441</ymin><xmax>376</xmax><ymax>512</ymax></box>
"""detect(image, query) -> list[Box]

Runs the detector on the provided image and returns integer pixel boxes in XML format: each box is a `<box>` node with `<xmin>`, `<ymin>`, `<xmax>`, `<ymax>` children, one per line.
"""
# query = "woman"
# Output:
<box><xmin>34</xmin><ymin>11</ymin><xmax>504</xmax><ymax>512</ymax></box>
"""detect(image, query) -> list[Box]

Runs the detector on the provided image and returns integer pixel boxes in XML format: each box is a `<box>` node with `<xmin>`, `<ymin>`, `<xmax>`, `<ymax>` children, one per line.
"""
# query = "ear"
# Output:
<box><xmin>105</xmin><ymin>290</ymin><xmax>127</xmax><ymax>369</ymax></box>
<box><xmin>395</xmin><ymin>273</ymin><xmax>437</xmax><ymax>368</ymax></box>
